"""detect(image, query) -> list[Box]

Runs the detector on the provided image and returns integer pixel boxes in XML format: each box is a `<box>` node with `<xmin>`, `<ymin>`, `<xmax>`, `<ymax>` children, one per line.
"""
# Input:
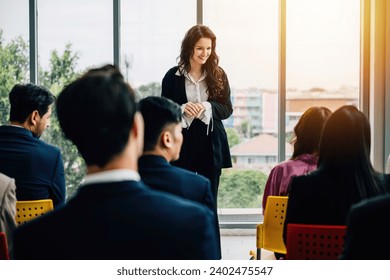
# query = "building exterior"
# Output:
<box><xmin>229</xmin><ymin>86</ymin><xmax>358</xmax><ymax>172</ymax></box>
<box><xmin>230</xmin><ymin>134</ymin><xmax>293</xmax><ymax>174</ymax></box>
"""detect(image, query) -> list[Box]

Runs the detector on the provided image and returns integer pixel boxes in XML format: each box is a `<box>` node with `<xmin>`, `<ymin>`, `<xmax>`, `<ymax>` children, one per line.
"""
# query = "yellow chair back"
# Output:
<box><xmin>255</xmin><ymin>195</ymin><xmax>288</xmax><ymax>259</ymax></box>
<box><xmin>15</xmin><ymin>199</ymin><xmax>54</xmax><ymax>225</ymax></box>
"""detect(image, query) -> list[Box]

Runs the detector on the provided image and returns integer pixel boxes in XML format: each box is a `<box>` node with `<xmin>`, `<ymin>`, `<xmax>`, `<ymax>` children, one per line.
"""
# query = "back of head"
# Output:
<box><xmin>291</xmin><ymin>106</ymin><xmax>331</xmax><ymax>159</ymax></box>
<box><xmin>319</xmin><ymin>105</ymin><xmax>370</xmax><ymax>167</ymax></box>
<box><xmin>318</xmin><ymin>105</ymin><xmax>384</xmax><ymax>201</ymax></box>
<box><xmin>56</xmin><ymin>64</ymin><xmax>137</xmax><ymax>167</ymax></box>
<box><xmin>138</xmin><ymin>96</ymin><xmax>181</xmax><ymax>152</ymax></box>
<box><xmin>9</xmin><ymin>83</ymin><xmax>55</xmax><ymax>123</ymax></box>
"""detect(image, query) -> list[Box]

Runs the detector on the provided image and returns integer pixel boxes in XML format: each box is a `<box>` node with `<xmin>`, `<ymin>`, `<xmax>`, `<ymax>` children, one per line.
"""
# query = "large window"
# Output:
<box><xmin>285</xmin><ymin>0</ymin><xmax>360</xmax><ymax>153</ymax></box>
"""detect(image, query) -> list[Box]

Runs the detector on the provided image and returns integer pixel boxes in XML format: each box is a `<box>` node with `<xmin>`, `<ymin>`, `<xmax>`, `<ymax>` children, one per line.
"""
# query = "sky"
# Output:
<box><xmin>0</xmin><ymin>0</ymin><xmax>359</xmax><ymax>91</ymax></box>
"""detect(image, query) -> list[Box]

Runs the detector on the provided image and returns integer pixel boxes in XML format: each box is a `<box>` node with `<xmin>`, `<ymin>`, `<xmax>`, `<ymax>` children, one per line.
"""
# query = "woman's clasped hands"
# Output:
<box><xmin>184</xmin><ymin>102</ymin><xmax>205</xmax><ymax>118</ymax></box>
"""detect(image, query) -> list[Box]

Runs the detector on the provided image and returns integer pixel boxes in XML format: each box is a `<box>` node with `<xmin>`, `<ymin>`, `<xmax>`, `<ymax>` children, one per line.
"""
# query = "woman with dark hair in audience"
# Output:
<box><xmin>283</xmin><ymin>105</ymin><xmax>390</xmax><ymax>242</ymax></box>
<box><xmin>262</xmin><ymin>106</ymin><xmax>331</xmax><ymax>210</ymax></box>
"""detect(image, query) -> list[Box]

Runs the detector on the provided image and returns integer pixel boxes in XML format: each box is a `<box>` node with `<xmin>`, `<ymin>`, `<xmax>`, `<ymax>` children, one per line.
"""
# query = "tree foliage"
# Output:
<box><xmin>240</xmin><ymin>120</ymin><xmax>253</xmax><ymax>138</ymax></box>
<box><xmin>39</xmin><ymin>43</ymin><xmax>79</xmax><ymax>91</ymax></box>
<box><xmin>218</xmin><ymin>169</ymin><xmax>267</xmax><ymax>208</ymax></box>
<box><xmin>39</xmin><ymin>44</ymin><xmax>85</xmax><ymax>199</ymax></box>
<box><xmin>0</xmin><ymin>30</ymin><xmax>29</xmax><ymax>125</ymax></box>
<box><xmin>226</xmin><ymin>127</ymin><xmax>240</xmax><ymax>148</ymax></box>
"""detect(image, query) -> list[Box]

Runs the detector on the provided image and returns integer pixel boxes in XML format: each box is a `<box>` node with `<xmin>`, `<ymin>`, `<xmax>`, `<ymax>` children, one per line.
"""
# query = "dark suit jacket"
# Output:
<box><xmin>283</xmin><ymin>168</ymin><xmax>390</xmax><ymax>243</ymax></box>
<box><xmin>13</xmin><ymin>180</ymin><xmax>219</xmax><ymax>260</ymax></box>
<box><xmin>0</xmin><ymin>125</ymin><xmax>65</xmax><ymax>207</ymax></box>
<box><xmin>340</xmin><ymin>193</ymin><xmax>390</xmax><ymax>260</ymax></box>
<box><xmin>138</xmin><ymin>155</ymin><xmax>222</xmax><ymax>259</ymax></box>
<box><xmin>0</xmin><ymin>126</ymin><xmax>65</xmax><ymax>207</ymax></box>
<box><xmin>138</xmin><ymin>155</ymin><xmax>214</xmax><ymax>210</ymax></box>
<box><xmin>161</xmin><ymin>66</ymin><xmax>232</xmax><ymax>169</ymax></box>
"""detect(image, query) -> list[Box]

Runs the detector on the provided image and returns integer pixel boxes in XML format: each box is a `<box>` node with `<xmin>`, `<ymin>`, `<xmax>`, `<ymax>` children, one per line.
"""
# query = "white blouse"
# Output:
<box><xmin>175</xmin><ymin>68</ymin><xmax>212</xmax><ymax>131</ymax></box>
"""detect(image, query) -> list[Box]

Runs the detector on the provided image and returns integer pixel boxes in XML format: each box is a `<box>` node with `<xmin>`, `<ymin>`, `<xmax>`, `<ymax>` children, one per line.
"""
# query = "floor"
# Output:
<box><xmin>220</xmin><ymin>229</ymin><xmax>275</xmax><ymax>260</ymax></box>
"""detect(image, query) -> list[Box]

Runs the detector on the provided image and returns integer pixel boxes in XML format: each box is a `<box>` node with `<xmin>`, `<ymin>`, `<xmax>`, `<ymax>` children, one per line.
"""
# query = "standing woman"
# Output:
<box><xmin>161</xmin><ymin>24</ymin><xmax>233</xmax><ymax>205</ymax></box>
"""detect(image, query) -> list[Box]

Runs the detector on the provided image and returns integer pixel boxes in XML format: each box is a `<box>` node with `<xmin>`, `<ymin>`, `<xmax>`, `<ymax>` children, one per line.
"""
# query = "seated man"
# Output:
<box><xmin>13</xmin><ymin>64</ymin><xmax>219</xmax><ymax>260</ymax></box>
<box><xmin>0</xmin><ymin>172</ymin><xmax>16</xmax><ymax>256</ymax></box>
<box><xmin>0</xmin><ymin>84</ymin><xmax>65</xmax><ymax>207</ymax></box>
<box><xmin>138</xmin><ymin>96</ymin><xmax>214</xmax><ymax>210</ymax></box>
<box><xmin>138</xmin><ymin>96</ymin><xmax>221</xmax><ymax>258</ymax></box>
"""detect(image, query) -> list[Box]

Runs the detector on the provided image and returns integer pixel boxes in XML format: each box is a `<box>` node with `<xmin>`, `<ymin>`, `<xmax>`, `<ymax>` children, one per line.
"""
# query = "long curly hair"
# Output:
<box><xmin>178</xmin><ymin>25</ymin><xmax>225</xmax><ymax>100</ymax></box>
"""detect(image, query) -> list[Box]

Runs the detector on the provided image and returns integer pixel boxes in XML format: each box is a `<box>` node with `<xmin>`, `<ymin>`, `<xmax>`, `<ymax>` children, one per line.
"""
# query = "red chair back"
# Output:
<box><xmin>0</xmin><ymin>232</ymin><xmax>9</xmax><ymax>260</ymax></box>
<box><xmin>286</xmin><ymin>223</ymin><xmax>346</xmax><ymax>260</ymax></box>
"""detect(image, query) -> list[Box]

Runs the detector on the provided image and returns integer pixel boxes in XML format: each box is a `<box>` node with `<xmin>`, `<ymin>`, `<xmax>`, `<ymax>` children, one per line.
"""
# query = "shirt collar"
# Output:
<box><xmin>82</xmin><ymin>169</ymin><xmax>140</xmax><ymax>186</ymax></box>
<box><xmin>175</xmin><ymin>66</ymin><xmax>207</xmax><ymax>82</ymax></box>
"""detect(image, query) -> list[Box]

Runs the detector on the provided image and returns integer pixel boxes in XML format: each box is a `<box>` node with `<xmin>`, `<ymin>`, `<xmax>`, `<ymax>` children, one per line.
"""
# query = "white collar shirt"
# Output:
<box><xmin>82</xmin><ymin>169</ymin><xmax>141</xmax><ymax>186</ymax></box>
<box><xmin>175</xmin><ymin>68</ymin><xmax>212</xmax><ymax>131</ymax></box>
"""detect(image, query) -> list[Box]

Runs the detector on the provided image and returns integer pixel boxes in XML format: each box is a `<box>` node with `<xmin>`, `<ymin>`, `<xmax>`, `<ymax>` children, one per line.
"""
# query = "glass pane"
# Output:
<box><xmin>0</xmin><ymin>0</ymin><xmax>29</xmax><ymax>43</ymax></box>
<box><xmin>204</xmin><ymin>0</ymin><xmax>278</xmax><ymax>209</ymax></box>
<box><xmin>37</xmin><ymin>0</ymin><xmax>113</xmax><ymax>80</ymax></box>
<box><xmin>37</xmin><ymin>0</ymin><xmax>112</xmax><ymax>198</ymax></box>
<box><xmin>286</xmin><ymin>0</ymin><xmax>360</xmax><ymax>156</ymax></box>
<box><xmin>0</xmin><ymin>0</ymin><xmax>29</xmax><ymax>125</ymax></box>
<box><xmin>121</xmin><ymin>0</ymin><xmax>196</xmax><ymax>95</ymax></box>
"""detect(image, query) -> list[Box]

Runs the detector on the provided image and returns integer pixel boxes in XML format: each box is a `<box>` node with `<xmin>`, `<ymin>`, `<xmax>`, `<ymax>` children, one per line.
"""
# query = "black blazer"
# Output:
<box><xmin>0</xmin><ymin>125</ymin><xmax>65</xmax><ymax>207</ymax></box>
<box><xmin>340</xmin><ymin>193</ymin><xmax>390</xmax><ymax>260</ymax></box>
<box><xmin>138</xmin><ymin>155</ymin><xmax>214</xmax><ymax>210</ymax></box>
<box><xmin>161</xmin><ymin>66</ymin><xmax>233</xmax><ymax>169</ymax></box>
<box><xmin>13</xmin><ymin>180</ymin><xmax>219</xmax><ymax>260</ymax></box>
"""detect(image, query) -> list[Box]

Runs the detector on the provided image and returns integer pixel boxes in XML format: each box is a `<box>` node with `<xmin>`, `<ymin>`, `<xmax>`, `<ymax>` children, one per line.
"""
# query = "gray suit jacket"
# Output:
<box><xmin>0</xmin><ymin>173</ymin><xmax>17</xmax><ymax>256</ymax></box>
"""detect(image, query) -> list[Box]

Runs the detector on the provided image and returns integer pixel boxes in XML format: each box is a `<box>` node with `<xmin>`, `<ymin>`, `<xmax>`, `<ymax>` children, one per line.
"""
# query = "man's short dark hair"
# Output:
<box><xmin>56</xmin><ymin>64</ymin><xmax>137</xmax><ymax>167</ymax></box>
<box><xmin>138</xmin><ymin>96</ymin><xmax>181</xmax><ymax>151</ymax></box>
<box><xmin>9</xmin><ymin>83</ymin><xmax>55</xmax><ymax>123</ymax></box>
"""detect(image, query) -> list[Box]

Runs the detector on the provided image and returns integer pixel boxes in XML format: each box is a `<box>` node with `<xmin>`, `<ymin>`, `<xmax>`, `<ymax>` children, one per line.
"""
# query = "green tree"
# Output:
<box><xmin>39</xmin><ymin>44</ymin><xmax>85</xmax><ymax>199</ymax></box>
<box><xmin>240</xmin><ymin>120</ymin><xmax>252</xmax><ymax>138</ymax></box>
<box><xmin>218</xmin><ymin>169</ymin><xmax>268</xmax><ymax>208</ymax></box>
<box><xmin>226</xmin><ymin>127</ymin><xmax>240</xmax><ymax>148</ymax></box>
<box><xmin>0</xmin><ymin>30</ymin><xmax>29</xmax><ymax>125</ymax></box>
<box><xmin>39</xmin><ymin>43</ymin><xmax>79</xmax><ymax>91</ymax></box>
